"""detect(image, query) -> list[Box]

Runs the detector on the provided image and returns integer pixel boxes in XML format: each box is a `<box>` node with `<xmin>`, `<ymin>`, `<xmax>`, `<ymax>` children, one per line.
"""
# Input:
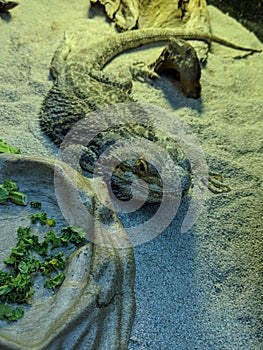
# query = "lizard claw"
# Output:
<box><xmin>206</xmin><ymin>172</ymin><xmax>231</xmax><ymax>194</ymax></box>
<box><xmin>130</xmin><ymin>61</ymin><xmax>160</xmax><ymax>83</ymax></box>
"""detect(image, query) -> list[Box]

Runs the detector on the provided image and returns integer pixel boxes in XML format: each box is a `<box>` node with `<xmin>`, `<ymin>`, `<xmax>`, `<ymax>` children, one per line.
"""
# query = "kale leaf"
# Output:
<box><xmin>0</xmin><ymin>212</ymin><xmax>86</xmax><ymax>322</ymax></box>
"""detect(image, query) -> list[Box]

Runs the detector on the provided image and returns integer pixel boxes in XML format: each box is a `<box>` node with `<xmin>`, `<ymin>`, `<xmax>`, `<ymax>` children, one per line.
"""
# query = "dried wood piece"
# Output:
<box><xmin>138</xmin><ymin>0</ymin><xmax>185</xmax><ymax>28</ymax></box>
<box><xmin>90</xmin><ymin>0</ymin><xmax>211</xmax><ymax>61</ymax></box>
<box><xmin>90</xmin><ymin>0</ymin><xmax>139</xmax><ymax>30</ymax></box>
<box><xmin>139</xmin><ymin>0</ymin><xmax>211</xmax><ymax>62</ymax></box>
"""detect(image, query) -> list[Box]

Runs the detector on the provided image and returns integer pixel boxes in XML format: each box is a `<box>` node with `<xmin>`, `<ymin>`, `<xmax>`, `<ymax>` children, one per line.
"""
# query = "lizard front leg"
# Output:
<box><xmin>131</xmin><ymin>39</ymin><xmax>202</xmax><ymax>99</ymax></box>
<box><xmin>207</xmin><ymin>172</ymin><xmax>231</xmax><ymax>194</ymax></box>
<box><xmin>88</xmin><ymin>68</ymin><xmax>133</xmax><ymax>93</ymax></box>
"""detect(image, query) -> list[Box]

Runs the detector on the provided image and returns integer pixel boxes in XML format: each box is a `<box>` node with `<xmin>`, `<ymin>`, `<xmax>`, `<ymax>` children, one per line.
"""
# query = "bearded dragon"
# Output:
<box><xmin>40</xmin><ymin>28</ymin><xmax>261</xmax><ymax>202</ymax></box>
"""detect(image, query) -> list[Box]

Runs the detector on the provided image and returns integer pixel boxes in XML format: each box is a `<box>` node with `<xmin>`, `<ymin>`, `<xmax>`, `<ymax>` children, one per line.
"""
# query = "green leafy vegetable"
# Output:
<box><xmin>46</xmin><ymin>218</ymin><xmax>56</xmax><ymax>227</ymax></box>
<box><xmin>30</xmin><ymin>212</ymin><xmax>47</xmax><ymax>225</ymax></box>
<box><xmin>9</xmin><ymin>191</ymin><xmax>28</xmax><ymax>206</ymax></box>
<box><xmin>0</xmin><ymin>210</ymin><xmax>86</xmax><ymax>322</ymax></box>
<box><xmin>0</xmin><ymin>304</ymin><xmax>24</xmax><ymax>322</ymax></box>
<box><xmin>3</xmin><ymin>179</ymin><xmax>17</xmax><ymax>192</ymax></box>
<box><xmin>60</xmin><ymin>226</ymin><xmax>86</xmax><ymax>246</ymax></box>
<box><xmin>44</xmin><ymin>272</ymin><xmax>65</xmax><ymax>289</ymax></box>
<box><xmin>40</xmin><ymin>252</ymin><xmax>65</xmax><ymax>277</ymax></box>
<box><xmin>0</xmin><ymin>179</ymin><xmax>28</xmax><ymax>206</ymax></box>
<box><xmin>30</xmin><ymin>201</ymin><xmax>42</xmax><ymax>209</ymax></box>
<box><xmin>44</xmin><ymin>230</ymin><xmax>61</xmax><ymax>250</ymax></box>
<box><xmin>0</xmin><ymin>186</ymin><xmax>9</xmax><ymax>204</ymax></box>
<box><xmin>30</xmin><ymin>212</ymin><xmax>56</xmax><ymax>226</ymax></box>
<box><xmin>0</xmin><ymin>139</ymin><xmax>20</xmax><ymax>154</ymax></box>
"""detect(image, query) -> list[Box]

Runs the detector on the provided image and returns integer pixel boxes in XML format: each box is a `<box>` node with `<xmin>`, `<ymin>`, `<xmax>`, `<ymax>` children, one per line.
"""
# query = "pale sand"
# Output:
<box><xmin>0</xmin><ymin>1</ymin><xmax>262</xmax><ymax>349</ymax></box>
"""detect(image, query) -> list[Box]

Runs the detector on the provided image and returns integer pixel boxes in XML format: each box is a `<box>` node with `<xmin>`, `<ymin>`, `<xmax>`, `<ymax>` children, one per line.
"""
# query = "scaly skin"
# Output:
<box><xmin>39</xmin><ymin>28</ymin><xmax>260</xmax><ymax>201</ymax></box>
<box><xmin>41</xmin><ymin>29</ymin><xmax>261</xmax><ymax>144</ymax></box>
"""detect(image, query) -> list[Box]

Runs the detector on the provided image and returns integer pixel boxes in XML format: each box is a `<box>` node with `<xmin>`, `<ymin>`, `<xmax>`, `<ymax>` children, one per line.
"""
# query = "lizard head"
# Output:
<box><xmin>75</xmin><ymin>121</ymin><xmax>195</xmax><ymax>204</ymax></box>
<box><xmin>110</xmin><ymin>156</ymin><xmax>192</xmax><ymax>203</ymax></box>
<box><xmin>86</xmin><ymin>135</ymin><xmax>194</xmax><ymax>204</ymax></box>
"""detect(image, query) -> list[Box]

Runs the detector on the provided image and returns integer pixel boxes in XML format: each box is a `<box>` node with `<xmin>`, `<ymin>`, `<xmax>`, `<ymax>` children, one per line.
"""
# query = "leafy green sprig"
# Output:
<box><xmin>0</xmin><ymin>139</ymin><xmax>20</xmax><ymax>154</ymax></box>
<box><xmin>0</xmin><ymin>216</ymin><xmax>86</xmax><ymax>322</ymax></box>
<box><xmin>0</xmin><ymin>179</ymin><xmax>28</xmax><ymax>206</ymax></box>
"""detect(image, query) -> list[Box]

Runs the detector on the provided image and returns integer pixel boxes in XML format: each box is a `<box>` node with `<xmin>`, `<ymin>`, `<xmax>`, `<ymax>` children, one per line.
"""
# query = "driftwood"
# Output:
<box><xmin>90</xmin><ymin>0</ymin><xmax>139</xmax><ymax>30</ymax></box>
<box><xmin>90</xmin><ymin>0</ymin><xmax>211</xmax><ymax>61</ymax></box>
<box><xmin>90</xmin><ymin>0</ymin><xmax>210</xmax><ymax>32</ymax></box>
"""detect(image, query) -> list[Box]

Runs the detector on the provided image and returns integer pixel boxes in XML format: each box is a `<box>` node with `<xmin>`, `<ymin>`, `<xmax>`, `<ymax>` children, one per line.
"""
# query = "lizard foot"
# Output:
<box><xmin>130</xmin><ymin>61</ymin><xmax>160</xmax><ymax>83</ymax></box>
<box><xmin>206</xmin><ymin>172</ymin><xmax>231</xmax><ymax>194</ymax></box>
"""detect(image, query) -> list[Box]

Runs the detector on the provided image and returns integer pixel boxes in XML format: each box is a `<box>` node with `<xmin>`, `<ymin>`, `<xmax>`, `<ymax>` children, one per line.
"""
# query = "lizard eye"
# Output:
<box><xmin>135</xmin><ymin>159</ymin><xmax>148</xmax><ymax>173</ymax></box>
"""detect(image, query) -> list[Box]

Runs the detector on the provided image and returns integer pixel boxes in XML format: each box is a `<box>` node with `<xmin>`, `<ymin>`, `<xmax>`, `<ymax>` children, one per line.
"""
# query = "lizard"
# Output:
<box><xmin>40</xmin><ymin>28</ymin><xmax>261</xmax><ymax>203</ymax></box>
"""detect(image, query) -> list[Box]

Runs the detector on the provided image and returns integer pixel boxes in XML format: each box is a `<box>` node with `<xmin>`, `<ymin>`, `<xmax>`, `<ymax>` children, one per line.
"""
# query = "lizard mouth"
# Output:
<box><xmin>109</xmin><ymin>159</ymin><xmax>192</xmax><ymax>203</ymax></box>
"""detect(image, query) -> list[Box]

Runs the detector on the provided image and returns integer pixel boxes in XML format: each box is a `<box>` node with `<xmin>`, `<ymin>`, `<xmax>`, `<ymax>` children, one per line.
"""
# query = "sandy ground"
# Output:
<box><xmin>0</xmin><ymin>1</ymin><xmax>262</xmax><ymax>349</ymax></box>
